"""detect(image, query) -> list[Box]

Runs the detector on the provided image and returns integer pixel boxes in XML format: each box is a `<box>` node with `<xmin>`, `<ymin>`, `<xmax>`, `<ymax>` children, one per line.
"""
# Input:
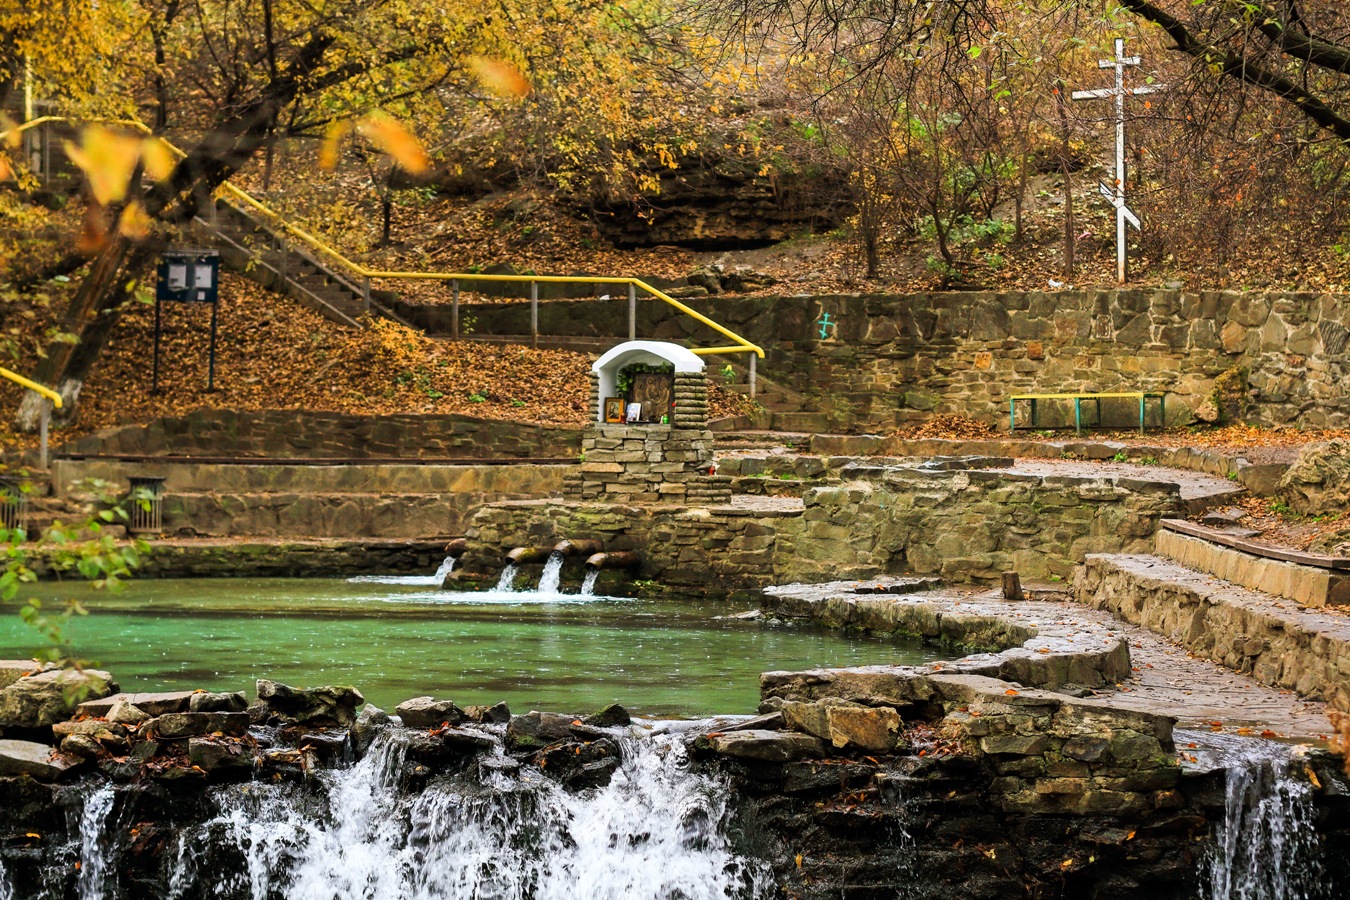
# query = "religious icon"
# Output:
<box><xmin>603</xmin><ymin>397</ymin><xmax>626</xmax><ymax>423</ymax></box>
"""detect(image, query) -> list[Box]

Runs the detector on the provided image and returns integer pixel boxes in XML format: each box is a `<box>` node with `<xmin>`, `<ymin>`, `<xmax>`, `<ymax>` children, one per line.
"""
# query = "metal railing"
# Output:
<box><xmin>0</xmin><ymin>364</ymin><xmax>62</xmax><ymax>468</ymax></box>
<box><xmin>3</xmin><ymin>117</ymin><xmax>766</xmax><ymax>395</ymax></box>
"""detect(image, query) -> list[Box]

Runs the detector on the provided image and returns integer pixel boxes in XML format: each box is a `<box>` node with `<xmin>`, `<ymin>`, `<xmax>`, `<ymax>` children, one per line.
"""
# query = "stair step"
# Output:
<box><xmin>1076</xmin><ymin>553</ymin><xmax>1350</xmax><ymax>710</ymax></box>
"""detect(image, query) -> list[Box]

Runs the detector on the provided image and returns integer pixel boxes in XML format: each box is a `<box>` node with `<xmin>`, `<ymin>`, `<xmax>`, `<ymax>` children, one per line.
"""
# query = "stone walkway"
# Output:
<box><xmin>763</xmin><ymin>580</ymin><xmax>1332</xmax><ymax>741</ymax></box>
<box><xmin>999</xmin><ymin>458</ymin><xmax>1242</xmax><ymax>504</ymax></box>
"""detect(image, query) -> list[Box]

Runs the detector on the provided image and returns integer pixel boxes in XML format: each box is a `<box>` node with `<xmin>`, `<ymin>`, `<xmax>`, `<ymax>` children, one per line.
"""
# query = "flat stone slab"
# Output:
<box><xmin>0</xmin><ymin>740</ymin><xmax>77</xmax><ymax>780</ymax></box>
<box><xmin>763</xmin><ymin>578</ymin><xmax>1332</xmax><ymax>740</ymax></box>
<box><xmin>79</xmin><ymin>690</ymin><xmax>199</xmax><ymax>718</ymax></box>
<box><xmin>706</xmin><ymin>729</ymin><xmax>826</xmax><ymax>762</ymax></box>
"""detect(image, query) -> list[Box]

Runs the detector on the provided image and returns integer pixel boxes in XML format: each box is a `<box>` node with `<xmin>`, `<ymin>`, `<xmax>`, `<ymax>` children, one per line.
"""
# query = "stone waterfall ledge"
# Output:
<box><xmin>1074</xmin><ymin>553</ymin><xmax>1350</xmax><ymax>711</ymax></box>
<box><xmin>1156</xmin><ymin>527</ymin><xmax>1350</xmax><ymax>608</ymax></box>
<box><xmin>760</xmin><ymin>668</ymin><xmax>1179</xmax><ymax>816</ymax></box>
<box><xmin>761</xmin><ymin>580</ymin><xmax>1131</xmax><ymax>689</ymax></box>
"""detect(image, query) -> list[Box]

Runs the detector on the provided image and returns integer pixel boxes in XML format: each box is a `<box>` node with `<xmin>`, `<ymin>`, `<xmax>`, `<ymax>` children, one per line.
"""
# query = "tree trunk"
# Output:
<box><xmin>16</xmin><ymin>234</ymin><xmax>137</xmax><ymax>430</ymax></box>
<box><xmin>1055</xmin><ymin>86</ymin><xmax>1075</xmax><ymax>280</ymax></box>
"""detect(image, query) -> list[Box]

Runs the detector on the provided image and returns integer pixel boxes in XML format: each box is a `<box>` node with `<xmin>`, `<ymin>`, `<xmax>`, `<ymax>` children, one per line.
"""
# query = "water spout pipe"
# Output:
<box><xmin>444</xmin><ymin>538</ymin><xmax>468</xmax><ymax>557</ymax></box>
<box><xmin>584</xmin><ymin>551</ymin><xmax>641</xmax><ymax>571</ymax></box>
<box><xmin>554</xmin><ymin>538</ymin><xmax>604</xmax><ymax>557</ymax></box>
<box><xmin>506</xmin><ymin>546</ymin><xmax>553</xmax><ymax>565</ymax></box>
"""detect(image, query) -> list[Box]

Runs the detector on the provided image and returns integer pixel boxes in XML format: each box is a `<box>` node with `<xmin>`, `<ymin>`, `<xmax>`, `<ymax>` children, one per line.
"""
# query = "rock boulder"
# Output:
<box><xmin>0</xmin><ymin>669</ymin><xmax>117</xmax><ymax>728</ymax></box>
<box><xmin>255</xmin><ymin>680</ymin><xmax>363</xmax><ymax>727</ymax></box>
<box><xmin>1278</xmin><ymin>439</ymin><xmax>1350</xmax><ymax>517</ymax></box>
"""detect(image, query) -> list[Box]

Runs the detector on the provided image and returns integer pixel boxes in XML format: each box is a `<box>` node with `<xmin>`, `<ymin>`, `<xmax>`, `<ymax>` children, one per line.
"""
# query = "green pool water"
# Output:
<box><xmin>3</xmin><ymin>576</ymin><xmax>941</xmax><ymax>716</ymax></box>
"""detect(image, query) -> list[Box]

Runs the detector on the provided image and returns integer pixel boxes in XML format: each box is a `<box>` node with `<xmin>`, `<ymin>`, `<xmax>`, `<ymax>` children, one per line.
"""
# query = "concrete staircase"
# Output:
<box><xmin>194</xmin><ymin>199</ymin><xmax>413</xmax><ymax>329</ymax></box>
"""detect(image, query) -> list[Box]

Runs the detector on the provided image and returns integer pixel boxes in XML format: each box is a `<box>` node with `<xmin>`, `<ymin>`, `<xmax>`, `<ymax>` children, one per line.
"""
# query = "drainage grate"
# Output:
<box><xmin>127</xmin><ymin>476</ymin><xmax>167</xmax><ymax>535</ymax></box>
<box><xmin>0</xmin><ymin>476</ymin><xmax>26</xmax><ymax>534</ymax></box>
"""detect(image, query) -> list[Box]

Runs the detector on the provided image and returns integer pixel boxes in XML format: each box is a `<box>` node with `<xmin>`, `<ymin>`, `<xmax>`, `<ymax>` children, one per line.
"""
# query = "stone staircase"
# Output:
<box><xmin>47</xmin><ymin>458</ymin><xmax>569</xmax><ymax>541</ymax></box>
<box><xmin>1075</xmin><ymin>552</ymin><xmax>1350</xmax><ymax>712</ymax></box>
<box><xmin>194</xmin><ymin>199</ymin><xmax>413</xmax><ymax>329</ymax></box>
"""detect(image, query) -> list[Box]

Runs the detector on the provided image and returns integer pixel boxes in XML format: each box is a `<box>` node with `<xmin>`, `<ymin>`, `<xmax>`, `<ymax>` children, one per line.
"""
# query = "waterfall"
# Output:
<box><xmin>72</xmin><ymin>782</ymin><xmax>117</xmax><ymax>900</ymax></box>
<box><xmin>1198</xmin><ymin>733</ymin><xmax>1325</xmax><ymax>900</ymax></box>
<box><xmin>493</xmin><ymin>563</ymin><xmax>519</xmax><ymax>592</ymax></box>
<box><xmin>581</xmin><ymin>568</ymin><xmax>600</xmax><ymax>596</ymax></box>
<box><xmin>537</xmin><ymin>551</ymin><xmax>565</xmax><ymax>595</ymax></box>
<box><xmin>348</xmin><ymin>555</ymin><xmax>456</xmax><ymax>586</ymax></box>
<box><xmin>167</xmin><ymin>732</ymin><xmax>769</xmax><ymax>900</ymax></box>
<box><xmin>433</xmin><ymin>554</ymin><xmax>457</xmax><ymax>583</ymax></box>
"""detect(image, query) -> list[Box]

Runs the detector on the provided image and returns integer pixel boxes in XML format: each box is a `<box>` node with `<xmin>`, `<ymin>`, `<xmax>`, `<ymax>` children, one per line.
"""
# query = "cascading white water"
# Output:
<box><xmin>166</xmin><ymin>732</ymin><xmax>770</xmax><ymax>900</ymax></box>
<box><xmin>536</xmin><ymin>551</ymin><xmax>565</xmax><ymax>595</ymax></box>
<box><xmin>75</xmin><ymin>782</ymin><xmax>117</xmax><ymax>900</ymax></box>
<box><xmin>581</xmin><ymin>568</ymin><xmax>600</xmax><ymax>596</ymax></box>
<box><xmin>1197</xmin><ymin>732</ymin><xmax>1325</xmax><ymax>900</ymax></box>
<box><xmin>348</xmin><ymin>555</ymin><xmax>456</xmax><ymax>586</ymax></box>
<box><xmin>493</xmin><ymin>563</ymin><xmax>519</xmax><ymax>592</ymax></box>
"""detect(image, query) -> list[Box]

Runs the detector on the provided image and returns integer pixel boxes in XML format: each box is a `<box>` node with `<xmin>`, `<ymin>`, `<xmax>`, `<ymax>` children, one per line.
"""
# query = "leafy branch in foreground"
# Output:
<box><xmin>0</xmin><ymin>475</ymin><xmax>149</xmax><ymax>679</ymax></box>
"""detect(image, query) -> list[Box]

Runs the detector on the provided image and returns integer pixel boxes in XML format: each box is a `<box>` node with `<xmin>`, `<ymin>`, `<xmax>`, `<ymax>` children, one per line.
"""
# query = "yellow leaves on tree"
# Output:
<box><xmin>63</xmin><ymin>126</ymin><xmax>141</xmax><ymax>206</ymax></box>
<box><xmin>320</xmin><ymin>112</ymin><xmax>430</xmax><ymax>175</ymax></box>
<box><xmin>467</xmin><ymin>57</ymin><xmax>532</xmax><ymax>99</ymax></box>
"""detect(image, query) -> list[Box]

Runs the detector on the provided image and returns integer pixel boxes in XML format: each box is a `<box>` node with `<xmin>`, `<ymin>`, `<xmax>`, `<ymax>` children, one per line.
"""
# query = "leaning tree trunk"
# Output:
<box><xmin>14</xmin><ymin>30</ymin><xmax>348</xmax><ymax>432</ymax></box>
<box><xmin>15</xmin><ymin>234</ymin><xmax>139</xmax><ymax>430</ymax></box>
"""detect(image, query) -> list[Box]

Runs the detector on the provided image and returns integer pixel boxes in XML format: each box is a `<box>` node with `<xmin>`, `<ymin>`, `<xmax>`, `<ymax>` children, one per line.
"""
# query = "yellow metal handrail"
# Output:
<box><xmin>3</xmin><ymin>117</ymin><xmax>766</xmax><ymax>364</ymax></box>
<box><xmin>0</xmin><ymin>366</ymin><xmax>62</xmax><ymax>408</ymax></box>
<box><xmin>0</xmin><ymin>364</ymin><xmax>61</xmax><ymax>469</ymax></box>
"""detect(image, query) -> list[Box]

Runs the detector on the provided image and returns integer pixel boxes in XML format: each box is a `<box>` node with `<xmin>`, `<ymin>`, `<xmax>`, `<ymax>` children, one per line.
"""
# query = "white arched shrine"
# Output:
<box><xmin>590</xmin><ymin>341</ymin><xmax>705</xmax><ymax>423</ymax></box>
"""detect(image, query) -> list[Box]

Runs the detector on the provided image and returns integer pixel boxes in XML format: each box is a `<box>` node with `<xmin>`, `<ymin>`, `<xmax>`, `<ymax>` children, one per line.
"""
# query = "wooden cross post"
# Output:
<box><xmin>1071</xmin><ymin>38</ymin><xmax>1164</xmax><ymax>284</ymax></box>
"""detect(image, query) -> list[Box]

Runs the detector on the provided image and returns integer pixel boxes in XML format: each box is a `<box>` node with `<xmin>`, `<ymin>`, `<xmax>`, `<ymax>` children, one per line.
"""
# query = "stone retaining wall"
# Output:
<box><xmin>460</xmin><ymin>467</ymin><xmax>1183</xmax><ymax>588</ymax></box>
<box><xmin>792</xmin><ymin>467</ymin><xmax>1182</xmax><ymax>582</ymax></box>
<box><xmin>1074</xmin><ymin>553</ymin><xmax>1350</xmax><ymax>711</ymax></box>
<box><xmin>449</xmin><ymin>289</ymin><xmax>1350</xmax><ymax>430</ymax></box>
<box><xmin>58</xmin><ymin>409</ymin><xmax>582</xmax><ymax>460</ymax></box>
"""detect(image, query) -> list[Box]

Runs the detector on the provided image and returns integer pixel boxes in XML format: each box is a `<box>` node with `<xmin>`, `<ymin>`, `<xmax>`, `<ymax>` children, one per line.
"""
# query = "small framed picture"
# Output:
<box><xmin>603</xmin><ymin>397</ymin><xmax>626</xmax><ymax>423</ymax></box>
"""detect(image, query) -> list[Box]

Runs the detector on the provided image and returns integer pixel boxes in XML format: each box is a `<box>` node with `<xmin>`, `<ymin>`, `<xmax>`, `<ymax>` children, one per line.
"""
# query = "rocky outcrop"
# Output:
<box><xmin>587</xmin><ymin>152</ymin><xmax>850</xmax><ymax>249</ymax></box>
<box><xmin>1279</xmin><ymin>439</ymin><xmax>1350</xmax><ymax>517</ymax></box>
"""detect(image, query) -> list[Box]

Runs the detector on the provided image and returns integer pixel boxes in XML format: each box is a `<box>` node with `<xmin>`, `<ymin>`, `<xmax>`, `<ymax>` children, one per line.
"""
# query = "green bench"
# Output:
<box><xmin>1008</xmin><ymin>391</ymin><xmax>1166</xmax><ymax>435</ymax></box>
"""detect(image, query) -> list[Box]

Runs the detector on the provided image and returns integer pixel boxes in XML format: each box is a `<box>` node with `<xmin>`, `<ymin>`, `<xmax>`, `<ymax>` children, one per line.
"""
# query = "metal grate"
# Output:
<box><xmin>0</xmin><ymin>476</ymin><xmax>26</xmax><ymax>535</ymax></box>
<box><xmin>127</xmin><ymin>476</ymin><xmax>166</xmax><ymax>536</ymax></box>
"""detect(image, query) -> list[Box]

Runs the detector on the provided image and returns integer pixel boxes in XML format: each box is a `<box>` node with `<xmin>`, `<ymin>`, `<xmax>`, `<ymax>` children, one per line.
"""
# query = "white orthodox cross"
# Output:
<box><xmin>1072</xmin><ymin>38</ymin><xmax>1164</xmax><ymax>284</ymax></box>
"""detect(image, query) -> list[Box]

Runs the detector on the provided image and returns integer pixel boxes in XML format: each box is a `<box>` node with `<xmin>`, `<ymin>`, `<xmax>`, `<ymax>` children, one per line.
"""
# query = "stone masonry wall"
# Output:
<box><xmin>791</xmin><ymin>467</ymin><xmax>1183</xmax><ymax>583</ymax></box>
<box><xmin>461</xmin><ymin>468</ymin><xmax>1182</xmax><ymax>589</ymax></box>
<box><xmin>452</xmin><ymin>289</ymin><xmax>1350</xmax><ymax>430</ymax></box>
<box><xmin>58</xmin><ymin>409</ymin><xmax>583</xmax><ymax>460</ymax></box>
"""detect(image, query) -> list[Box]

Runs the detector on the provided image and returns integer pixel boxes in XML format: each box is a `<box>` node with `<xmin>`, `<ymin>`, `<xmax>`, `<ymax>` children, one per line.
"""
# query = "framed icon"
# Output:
<box><xmin>603</xmin><ymin>397</ymin><xmax>626</xmax><ymax>423</ymax></box>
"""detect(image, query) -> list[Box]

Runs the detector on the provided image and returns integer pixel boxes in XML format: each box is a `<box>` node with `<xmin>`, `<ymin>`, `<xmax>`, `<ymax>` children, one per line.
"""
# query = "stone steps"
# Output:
<box><xmin>52</xmin><ymin>459</ymin><xmax>568</xmax><ymax>496</ymax></box>
<box><xmin>48</xmin><ymin>459</ymin><xmax>569</xmax><ymax>540</ymax></box>
<box><xmin>1073</xmin><ymin>552</ymin><xmax>1350</xmax><ymax>712</ymax></box>
<box><xmin>1155</xmin><ymin>520</ymin><xmax>1350</xmax><ymax>608</ymax></box>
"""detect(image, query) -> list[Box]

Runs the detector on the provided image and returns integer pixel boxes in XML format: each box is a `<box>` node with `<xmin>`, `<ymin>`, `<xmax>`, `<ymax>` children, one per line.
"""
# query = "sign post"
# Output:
<box><xmin>1071</xmin><ymin>38</ymin><xmax>1164</xmax><ymax>284</ymax></box>
<box><xmin>154</xmin><ymin>250</ymin><xmax>221</xmax><ymax>392</ymax></box>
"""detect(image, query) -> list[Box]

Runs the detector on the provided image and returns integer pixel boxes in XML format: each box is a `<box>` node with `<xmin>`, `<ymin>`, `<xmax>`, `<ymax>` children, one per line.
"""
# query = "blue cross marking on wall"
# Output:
<box><xmin>817</xmin><ymin>313</ymin><xmax>836</xmax><ymax>340</ymax></box>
